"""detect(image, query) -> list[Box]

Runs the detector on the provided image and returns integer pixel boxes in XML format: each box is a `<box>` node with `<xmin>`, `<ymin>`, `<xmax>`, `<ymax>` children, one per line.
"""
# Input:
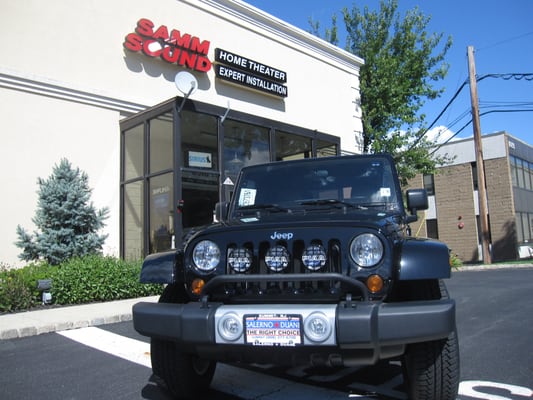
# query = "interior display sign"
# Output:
<box><xmin>215</xmin><ymin>48</ymin><xmax>288</xmax><ymax>98</ymax></box>
<box><xmin>188</xmin><ymin>151</ymin><xmax>212</xmax><ymax>168</ymax></box>
<box><xmin>124</xmin><ymin>18</ymin><xmax>212</xmax><ymax>72</ymax></box>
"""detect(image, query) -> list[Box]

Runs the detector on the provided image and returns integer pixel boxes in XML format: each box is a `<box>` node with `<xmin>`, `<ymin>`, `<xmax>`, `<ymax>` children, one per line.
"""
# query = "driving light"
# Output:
<box><xmin>350</xmin><ymin>233</ymin><xmax>383</xmax><ymax>267</ymax></box>
<box><xmin>217</xmin><ymin>312</ymin><xmax>243</xmax><ymax>342</ymax></box>
<box><xmin>192</xmin><ymin>240</ymin><xmax>220</xmax><ymax>272</ymax></box>
<box><xmin>302</xmin><ymin>244</ymin><xmax>327</xmax><ymax>271</ymax></box>
<box><xmin>228</xmin><ymin>248</ymin><xmax>252</xmax><ymax>272</ymax></box>
<box><xmin>304</xmin><ymin>312</ymin><xmax>331</xmax><ymax>343</ymax></box>
<box><xmin>265</xmin><ymin>245</ymin><xmax>290</xmax><ymax>271</ymax></box>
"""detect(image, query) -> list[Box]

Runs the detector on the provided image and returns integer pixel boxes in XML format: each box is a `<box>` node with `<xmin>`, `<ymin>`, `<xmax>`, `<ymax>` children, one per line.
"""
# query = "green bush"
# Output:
<box><xmin>450</xmin><ymin>252</ymin><xmax>463</xmax><ymax>269</ymax></box>
<box><xmin>0</xmin><ymin>256</ymin><xmax>163</xmax><ymax>312</ymax></box>
<box><xmin>51</xmin><ymin>255</ymin><xmax>162</xmax><ymax>304</ymax></box>
<box><xmin>0</xmin><ymin>261</ymin><xmax>56</xmax><ymax>312</ymax></box>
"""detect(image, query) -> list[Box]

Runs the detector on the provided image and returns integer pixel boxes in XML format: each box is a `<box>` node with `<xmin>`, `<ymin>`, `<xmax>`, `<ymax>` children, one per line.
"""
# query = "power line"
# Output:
<box><xmin>478</xmin><ymin>73</ymin><xmax>533</xmax><ymax>82</ymax></box>
<box><xmin>406</xmin><ymin>78</ymin><xmax>469</xmax><ymax>151</ymax></box>
<box><xmin>476</xmin><ymin>31</ymin><xmax>533</xmax><ymax>52</ymax></box>
<box><xmin>429</xmin><ymin>108</ymin><xmax>533</xmax><ymax>155</ymax></box>
<box><xmin>414</xmin><ymin>72</ymin><xmax>533</xmax><ymax>149</ymax></box>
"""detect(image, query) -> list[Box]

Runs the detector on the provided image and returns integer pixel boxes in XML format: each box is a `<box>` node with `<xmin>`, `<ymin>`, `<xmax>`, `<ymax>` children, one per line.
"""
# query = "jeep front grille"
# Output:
<box><xmin>200</xmin><ymin>239</ymin><xmax>369</xmax><ymax>303</ymax></box>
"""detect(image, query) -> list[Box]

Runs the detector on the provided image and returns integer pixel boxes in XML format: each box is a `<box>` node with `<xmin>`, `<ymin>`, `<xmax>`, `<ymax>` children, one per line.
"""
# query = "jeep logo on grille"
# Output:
<box><xmin>270</xmin><ymin>231</ymin><xmax>294</xmax><ymax>240</ymax></box>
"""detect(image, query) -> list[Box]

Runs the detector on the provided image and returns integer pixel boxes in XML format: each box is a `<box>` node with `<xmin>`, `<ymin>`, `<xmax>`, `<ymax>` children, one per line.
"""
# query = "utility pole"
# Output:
<box><xmin>467</xmin><ymin>46</ymin><xmax>492</xmax><ymax>264</ymax></box>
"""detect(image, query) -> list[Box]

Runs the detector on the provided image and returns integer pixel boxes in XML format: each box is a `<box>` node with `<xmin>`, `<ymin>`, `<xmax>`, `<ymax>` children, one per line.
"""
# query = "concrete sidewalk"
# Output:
<box><xmin>0</xmin><ymin>296</ymin><xmax>159</xmax><ymax>340</ymax></box>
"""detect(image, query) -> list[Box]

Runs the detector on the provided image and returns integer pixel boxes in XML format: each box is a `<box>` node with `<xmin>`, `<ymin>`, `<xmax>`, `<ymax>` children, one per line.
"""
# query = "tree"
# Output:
<box><xmin>311</xmin><ymin>0</ymin><xmax>452</xmax><ymax>184</ymax></box>
<box><xmin>16</xmin><ymin>159</ymin><xmax>109</xmax><ymax>265</ymax></box>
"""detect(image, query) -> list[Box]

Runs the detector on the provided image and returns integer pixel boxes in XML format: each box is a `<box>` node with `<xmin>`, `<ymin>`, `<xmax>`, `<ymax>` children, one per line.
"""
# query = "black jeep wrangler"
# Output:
<box><xmin>133</xmin><ymin>154</ymin><xmax>459</xmax><ymax>399</ymax></box>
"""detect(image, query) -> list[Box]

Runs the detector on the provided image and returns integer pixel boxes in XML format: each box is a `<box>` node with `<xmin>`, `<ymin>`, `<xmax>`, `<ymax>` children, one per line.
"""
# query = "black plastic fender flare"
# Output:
<box><xmin>396</xmin><ymin>237</ymin><xmax>451</xmax><ymax>280</ymax></box>
<box><xmin>139</xmin><ymin>250</ymin><xmax>183</xmax><ymax>284</ymax></box>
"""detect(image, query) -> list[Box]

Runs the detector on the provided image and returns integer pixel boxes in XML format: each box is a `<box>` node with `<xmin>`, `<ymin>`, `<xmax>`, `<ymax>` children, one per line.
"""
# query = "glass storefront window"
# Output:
<box><xmin>275</xmin><ymin>131</ymin><xmax>312</xmax><ymax>161</ymax></box>
<box><xmin>150</xmin><ymin>113</ymin><xmax>173</xmax><ymax>173</ymax></box>
<box><xmin>149</xmin><ymin>173</ymin><xmax>174</xmax><ymax>253</ymax></box>
<box><xmin>223</xmin><ymin>120</ymin><xmax>270</xmax><ymax>176</ymax></box>
<box><xmin>181</xmin><ymin>110</ymin><xmax>218</xmax><ymax>169</ymax></box>
<box><xmin>120</xmin><ymin>98</ymin><xmax>339</xmax><ymax>259</ymax></box>
<box><xmin>181</xmin><ymin>111</ymin><xmax>219</xmax><ymax>231</ymax></box>
<box><xmin>124</xmin><ymin>124</ymin><xmax>144</xmax><ymax>180</ymax></box>
<box><xmin>316</xmin><ymin>139</ymin><xmax>338</xmax><ymax>157</ymax></box>
<box><xmin>124</xmin><ymin>181</ymin><xmax>144</xmax><ymax>260</ymax></box>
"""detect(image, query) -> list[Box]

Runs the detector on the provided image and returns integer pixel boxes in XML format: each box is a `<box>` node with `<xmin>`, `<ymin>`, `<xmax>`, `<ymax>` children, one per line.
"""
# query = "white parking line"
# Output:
<box><xmin>58</xmin><ymin>326</ymin><xmax>151</xmax><ymax>368</ymax></box>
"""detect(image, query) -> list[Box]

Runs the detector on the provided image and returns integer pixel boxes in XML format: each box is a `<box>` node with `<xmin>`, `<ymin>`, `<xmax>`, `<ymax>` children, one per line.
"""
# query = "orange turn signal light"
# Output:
<box><xmin>191</xmin><ymin>278</ymin><xmax>205</xmax><ymax>295</ymax></box>
<box><xmin>366</xmin><ymin>274</ymin><xmax>384</xmax><ymax>293</ymax></box>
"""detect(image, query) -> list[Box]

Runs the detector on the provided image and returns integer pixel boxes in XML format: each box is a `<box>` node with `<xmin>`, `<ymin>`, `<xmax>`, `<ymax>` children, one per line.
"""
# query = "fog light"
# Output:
<box><xmin>217</xmin><ymin>313</ymin><xmax>243</xmax><ymax>342</ymax></box>
<box><xmin>302</xmin><ymin>244</ymin><xmax>327</xmax><ymax>271</ymax></box>
<box><xmin>265</xmin><ymin>245</ymin><xmax>290</xmax><ymax>272</ymax></box>
<box><xmin>366</xmin><ymin>274</ymin><xmax>384</xmax><ymax>293</ymax></box>
<box><xmin>191</xmin><ymin>278</ymin><xmax>205</xmax><ymax>295</ymax></box>
<box><xmin>304</xmin><ymin>312</ymin><xmax>331</xmax><ymax>343</ymax></box>
<box><xmin>228</xmin><ymin>248</ymin><xmax>252</xmax><ymax>272</ymax></box>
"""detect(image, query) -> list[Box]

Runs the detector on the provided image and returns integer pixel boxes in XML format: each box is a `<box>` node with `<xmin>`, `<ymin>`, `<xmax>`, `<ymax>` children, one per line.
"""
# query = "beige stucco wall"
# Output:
<box><xmin>0</xmin><ymin>0</ymin><xmax>363</xmax><ymax>265</ymax></box>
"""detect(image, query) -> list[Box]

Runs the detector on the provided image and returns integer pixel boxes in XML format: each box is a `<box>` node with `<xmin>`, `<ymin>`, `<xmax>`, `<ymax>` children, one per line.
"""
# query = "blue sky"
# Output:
<box><xmin>245</xmin><ymin>0</ymin><xmax>533</xmax><ymax>146</ymax></box>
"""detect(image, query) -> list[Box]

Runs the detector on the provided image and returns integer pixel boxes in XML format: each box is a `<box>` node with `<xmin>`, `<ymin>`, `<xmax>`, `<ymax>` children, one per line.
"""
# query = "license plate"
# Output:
<box><xmin>244</xmin><ymin>314</ymin><xmax>302</xmax><ymax>346</ymax></box>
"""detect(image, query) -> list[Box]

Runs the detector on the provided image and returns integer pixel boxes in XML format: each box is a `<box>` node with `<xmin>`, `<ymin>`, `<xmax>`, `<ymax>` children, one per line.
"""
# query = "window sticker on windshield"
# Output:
<box><xmin>380</xmin><ymin>187</ymin><xmax>391</xmax><ymax>197</ymax></box>
<box><xmin>239</xmin><ymin>188</ymin><xmax>257</xmax><ymax>206</ymax></box>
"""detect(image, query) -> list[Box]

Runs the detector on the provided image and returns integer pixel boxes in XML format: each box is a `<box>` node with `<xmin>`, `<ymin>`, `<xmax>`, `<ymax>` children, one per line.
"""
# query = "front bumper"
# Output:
<box><xmin>133</xmin><ymin>298</ymin><xmax>455</xmax><ymax>350</ymax></box>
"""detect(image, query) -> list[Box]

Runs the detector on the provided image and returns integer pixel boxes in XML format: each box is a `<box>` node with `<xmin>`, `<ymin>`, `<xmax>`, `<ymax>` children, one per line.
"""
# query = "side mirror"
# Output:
<box><xmin>215</xmin><ymin>202</ymin><xmax>229</xmax><ymax>222</ymax></box>
<box><xmin>405</xmin><ymin>189</ymin><xmax>428</xmax><ymax>222</ymax></box>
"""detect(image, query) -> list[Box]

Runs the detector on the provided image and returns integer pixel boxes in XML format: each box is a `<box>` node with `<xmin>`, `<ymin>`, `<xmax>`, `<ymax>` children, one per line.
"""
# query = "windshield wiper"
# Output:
<box><xmin>300</xmin><ymin>199</ymin><xmax>393</xmax><ymax>211</ymax></box>
<box><xmin>237</xmin><ymin>203</ymin><xmax>290</xmax><ymax>213</ymax></box>
<box><xmin>300</xmin><ymin>199</ymin><xmax>364</xmax><ymax>209</ymax></box>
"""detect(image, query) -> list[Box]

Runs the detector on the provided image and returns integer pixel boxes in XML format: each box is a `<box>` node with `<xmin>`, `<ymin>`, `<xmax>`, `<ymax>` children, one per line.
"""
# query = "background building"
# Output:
<box><xmin>409</xmin><ymin>132</ymin><xmax>533</xmax><ymax>262</ymax></box>
<box><xmin>0</xmin><ymin>0</ymin><xmax>363</xmax><ymax>265</ymax></box>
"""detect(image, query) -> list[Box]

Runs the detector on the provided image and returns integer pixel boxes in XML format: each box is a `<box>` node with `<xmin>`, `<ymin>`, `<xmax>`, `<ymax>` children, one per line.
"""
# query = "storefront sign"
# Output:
<box><xmin>214</xmin><ymin>48</ymin><xmax>288</xmax><ymax>98</ymax></box>
<box><xmin>124</xmin><ymin>18</ymin><xmax>212</xmax><ymax>72</ymax></box>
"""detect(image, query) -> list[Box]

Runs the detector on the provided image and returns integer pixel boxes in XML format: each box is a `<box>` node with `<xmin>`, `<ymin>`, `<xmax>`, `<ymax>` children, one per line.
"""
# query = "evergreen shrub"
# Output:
<box><xmin>16</xmin><ymin>159</ymin><xmax>109</xmax><ymax>265</ymax></box>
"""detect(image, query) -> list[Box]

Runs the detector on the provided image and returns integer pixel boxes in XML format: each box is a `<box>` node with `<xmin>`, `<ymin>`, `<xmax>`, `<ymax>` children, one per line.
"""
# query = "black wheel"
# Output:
<box><xmin>403</xmin><ymin>328</ymin><xmax>460</xmax><ymax>400</ymax></box>
<box><xmin>400</xmin><ymin>280</ymin><xmax>460</xmax><ymax>400</ymax></box>
<box><xmin>150</xmin><ymin>284</ymin><xmax>217</xmax><ymax>399</ymax></box>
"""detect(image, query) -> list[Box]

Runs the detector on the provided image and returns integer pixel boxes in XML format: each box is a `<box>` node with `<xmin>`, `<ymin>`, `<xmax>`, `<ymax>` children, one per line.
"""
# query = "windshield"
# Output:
<box><xmin>232</xmin><ymin>156</ymin><xmax>402</xmax><ymax>216</ymax></box>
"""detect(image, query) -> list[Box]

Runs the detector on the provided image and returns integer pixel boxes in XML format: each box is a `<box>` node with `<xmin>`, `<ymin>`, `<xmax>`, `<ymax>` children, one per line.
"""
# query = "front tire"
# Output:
<box><xmin>403</xmin><ymin>329</ymin><xmax>460</xmax><ymax>400</ymax></box>
<box><xmin>150</xmin><ymin>284</ymin><xmax>217</xmax><ymax>399</ymax></box>
<box><xmin>400</xmin><ymin>280</ymin><xmax>460</xmax><ymax>400</ymax></box>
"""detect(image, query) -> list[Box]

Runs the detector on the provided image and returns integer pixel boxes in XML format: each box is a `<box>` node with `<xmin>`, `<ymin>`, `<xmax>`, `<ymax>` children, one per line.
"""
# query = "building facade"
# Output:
<box><xmin>1</xmin><ymin>0</ymin><xmax>364</xmax><ymax>265</ymax></box>
<box><xmin>409</xmin><ymin>132</ymin><xmax>533</xmax><ymax>263</ymax></box>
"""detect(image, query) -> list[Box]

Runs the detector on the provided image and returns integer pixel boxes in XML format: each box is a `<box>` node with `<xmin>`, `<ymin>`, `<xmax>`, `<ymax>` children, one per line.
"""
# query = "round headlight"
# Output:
<box><xmin>192</xmin><ymin>240</ymin><xmax>220</xmax><ymax>272</ymax></box>
<box><xmin>302</xmin><ymin>244</ymin><xmax>327</xmax><ymax>271</ymax></box>
<box><xmin>228</xmin><ymin>248</ymin><xmax>252</xmax><ymax>272</ymax></box>
<box><xmin>265</xmin><ymin>245</ymin><xmax>290</xmax><ymax>272</ymax></box>
<box><xmin>349</xmin><ymin>233</ymin><xmax>383</xmax><ymax>267</ymax></box>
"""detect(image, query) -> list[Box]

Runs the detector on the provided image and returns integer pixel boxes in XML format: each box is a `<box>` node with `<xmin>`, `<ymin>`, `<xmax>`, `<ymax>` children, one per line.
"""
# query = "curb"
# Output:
<box><xmin>0</xmin><ymin>295</ymin><xmax>159</xmax><ymax>340</ymax></box>
<box><xmin>456</xmin><ymin>263</ymin><xmax>533</xmax><ymax>271</ymax></box>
